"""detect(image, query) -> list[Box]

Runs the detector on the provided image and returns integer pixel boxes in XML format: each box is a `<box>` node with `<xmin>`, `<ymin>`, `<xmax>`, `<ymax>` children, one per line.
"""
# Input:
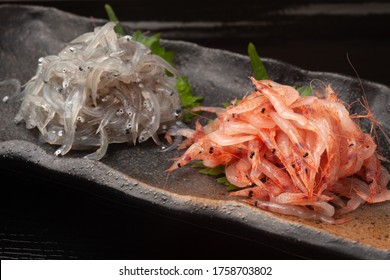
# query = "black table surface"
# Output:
<box><xmin>1</xmin><ymin>0</ymin><xmax>389</xmax><ymax>259</ymax></box>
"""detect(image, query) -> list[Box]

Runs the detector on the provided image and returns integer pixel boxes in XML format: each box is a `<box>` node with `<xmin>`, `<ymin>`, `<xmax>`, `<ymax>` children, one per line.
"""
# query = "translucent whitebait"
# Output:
<box><xmin>2</xmin><ymin>22</ymin><xmax>182</xmax><ymax>160</ymax></box>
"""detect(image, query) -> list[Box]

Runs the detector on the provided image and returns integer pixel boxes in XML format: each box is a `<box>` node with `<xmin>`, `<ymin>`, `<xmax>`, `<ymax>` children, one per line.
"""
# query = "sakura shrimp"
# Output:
<box><xmin>167</xmin><ymin>77</ymin><xmax>390</xmax><ymax>224</ymax></box>
<box><xmin>1</xmin><ymin>22</ymin><xmax>182</xmax><ymax>160</ymax></box>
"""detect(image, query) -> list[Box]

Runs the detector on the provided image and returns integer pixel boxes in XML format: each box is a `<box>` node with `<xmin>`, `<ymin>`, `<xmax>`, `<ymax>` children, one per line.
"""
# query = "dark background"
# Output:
<box><xmin>2</xmin><ymin>0</ymin><xmax>389</xmax><ymax>87</ymax></box>
<box><xmin>1</xmin><ymin>0</ymin><xmax>389</xmax><ymax>259</ymax></box>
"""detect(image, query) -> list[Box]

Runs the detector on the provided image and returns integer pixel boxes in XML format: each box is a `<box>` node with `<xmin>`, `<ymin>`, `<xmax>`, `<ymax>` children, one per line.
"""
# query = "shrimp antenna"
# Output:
<box><xmin>163</xmin><ymin>170</ymin><xmax>171</xmax><ymax>189</ymax></box>
<box><xmin>187</xmin><ymin>105</ymin><xmax>226</xmax><ymax>121</ymax></box>
<box><xmin>346</xmin><ymin>53</ymin><xmax>366</xmax><ymax>98</ymax></box>
<box><xmin>346</xmin><ymin>53</ymin><xmax>390</xmax><ymax>148</ymax></box>
<box><xmin>184</xmin><ymin>109</ymin><xmax>216</xmax><ymax>122</ymax></box>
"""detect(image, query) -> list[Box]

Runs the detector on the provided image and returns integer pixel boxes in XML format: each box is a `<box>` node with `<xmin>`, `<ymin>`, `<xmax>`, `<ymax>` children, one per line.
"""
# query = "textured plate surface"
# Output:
<box><xmin>0</xmin><ymin>5</ymin><xmax>389</xmax><ymax>259</ymax></box>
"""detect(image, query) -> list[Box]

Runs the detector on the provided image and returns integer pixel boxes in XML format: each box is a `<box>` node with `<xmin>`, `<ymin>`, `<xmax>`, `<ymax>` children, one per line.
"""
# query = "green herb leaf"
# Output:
<box><xmin>216</xmin><ymin>177</ymin><xmax>240</xmax><ymax>191</ymax></box>
<box><xmin>191</xmin><ymin>161</ymin><xmax>206</xmax><ymax>169</ymax></box>
<box><xmin>199</xmin><ymin>165</ymin><xmax>225</xmax><ymax>176</ymax></box>
<box><xmin>104</xmin><ymin>4</ymin><xmax>125</xmax><ymax>35</ymax></box>
<box><xmin>132</xmin><ymin>31</ymin><xmax>174</xmax><ymax>65</ymax></box>
<box><xmin>192</xmin><ymin>161</ymin><xmax>240</xmax><ymax>191</ymax></box>
<box><xmin>248</xmin><ymin>42</ymin><xmax>269</xmax><ymax>80</ymax></box>
<box><xmin>222</xmin><ymin>102</ymin><xmax>230</xmax><ymax>108</ymax></box>
<box><xmin>176</xmin><ymin>76</ymin><xmax>203</xmax><ymax>122</ymax></box>
<box><xmin>296</xmin><ymin>85</ymin><xmax>312</xmax><ymax>96</ymax></box>
<box><xmin>192</xmin><ymin>161</ymin><xmax>225</xmax><ymax>176</ymax></box>
<box><xmin>176</xmin><ymin>76</ymin><xmax>202</xmax><ymax>108</ymax></box>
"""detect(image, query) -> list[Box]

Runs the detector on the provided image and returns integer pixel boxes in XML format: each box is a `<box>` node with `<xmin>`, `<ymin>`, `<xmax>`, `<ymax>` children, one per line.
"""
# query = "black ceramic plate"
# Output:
<box><xmin>0</xmin><ymin>5</ymin><xmax>389</xmax><ymax>259</ymax></box>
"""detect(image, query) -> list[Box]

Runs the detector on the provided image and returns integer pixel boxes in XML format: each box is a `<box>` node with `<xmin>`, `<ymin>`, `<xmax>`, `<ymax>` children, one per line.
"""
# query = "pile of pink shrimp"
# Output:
<box><xmin>167</xmin><ymin>77</ymin><xmax>390</xmax><ymax>224</ymax></box>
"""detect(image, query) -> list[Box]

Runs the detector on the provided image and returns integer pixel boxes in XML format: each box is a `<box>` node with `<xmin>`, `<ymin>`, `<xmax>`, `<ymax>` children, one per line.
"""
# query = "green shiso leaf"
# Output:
<box><xmin>191</xmin><ymin>161</ymin><xmax>240</xmax><ymax>192</ymax></box>
<box><xmin>248</xmin><ymin>42</ymin><xmax>269</xmax><ymax>80</ymax></box>
<box><xmin>216</xmin><ymin>177</ymin><xmax>241</xmax><ymax>191</ymax></box>
<box><xmin>296</xmin><ymin>85</ymin><xmax>313</xmax><ymax>96</ymax></box>
<box><xmin>176</xmin><ymin>76</ymin><xmax>203</xmax><ymax>122</ymax></box>
<box><xmin>104</xmin><ymin>4</ymin><xmax>125</xmax><ymax>35</ymax></box>
<box><xmin>198</xmin><ymin>165</ymin><xmax>225</xmax><ymax>176</ymax></box>
<box><xmin>132</xmin><ymin>31</ymin><xmax>174</xmax><ymax>65</ymax></box>
<box><xmin>176</xmin><ymin>76</ymin><xmax>202</xmax><ymax>108</ymax></box>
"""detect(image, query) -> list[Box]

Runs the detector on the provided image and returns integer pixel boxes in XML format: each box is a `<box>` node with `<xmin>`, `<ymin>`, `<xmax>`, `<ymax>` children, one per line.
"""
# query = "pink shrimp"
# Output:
<box><xmin>167</xmin><ymin>77</ymin><xmax>389</xmax><ymax>224</ymax></box>
<box><xmin>230</xmin><ymin>185</ymin><xmax>269</xmax><ymax>199</ymax></box>
<box><xmin>250</xmin><ymin>77</ymin><xmax>319</xmax><ymax>133</ymax></box>
<box><xmin>225</xmin><ymin>158</ymin><xmax>252</xmax><ymax>188</ymax></box>
<box><xmin>226</xmin><ymin>92</ymin><xmax>266</xmax><ymax>115</ymax></box>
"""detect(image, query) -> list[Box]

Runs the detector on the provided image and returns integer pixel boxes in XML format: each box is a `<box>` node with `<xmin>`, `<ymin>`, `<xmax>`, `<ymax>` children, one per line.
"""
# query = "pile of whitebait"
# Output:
<box><xmin>2</xmin><ymin>22</ymin><xmax>182</xmax><ymax>160</ymax></box>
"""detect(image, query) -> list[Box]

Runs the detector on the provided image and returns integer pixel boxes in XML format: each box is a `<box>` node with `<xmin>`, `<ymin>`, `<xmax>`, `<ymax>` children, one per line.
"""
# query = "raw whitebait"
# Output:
<box><xmin>2</xmin><ymin>22</ymin><xmax>182</xmax><ymax>160</ymax></box>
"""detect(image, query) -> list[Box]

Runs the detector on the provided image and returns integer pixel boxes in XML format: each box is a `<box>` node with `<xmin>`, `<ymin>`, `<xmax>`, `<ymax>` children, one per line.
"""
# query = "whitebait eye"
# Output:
<box><xmin>116</xmin><ymin>108</ymin><xmax>124</xmax><ymax>116</ymax></box>
<box><xmin>143</xmin><ymin>100</ymin><xmax>149</xmax><ymax>108</ymax></box>
<box><xmin>174</xmin><ymin>109</ymin><xmax>182</xmax><ymax>118</ymax></box>
<box><xmin>76</xmin><ymin>116</ymin><xmax>85</xmax><ymax>122</ymax></box>
<box><xmin>125</xmin><ymin>123</ymin><xmax>132</xmax><ymax>134</ymax></box>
